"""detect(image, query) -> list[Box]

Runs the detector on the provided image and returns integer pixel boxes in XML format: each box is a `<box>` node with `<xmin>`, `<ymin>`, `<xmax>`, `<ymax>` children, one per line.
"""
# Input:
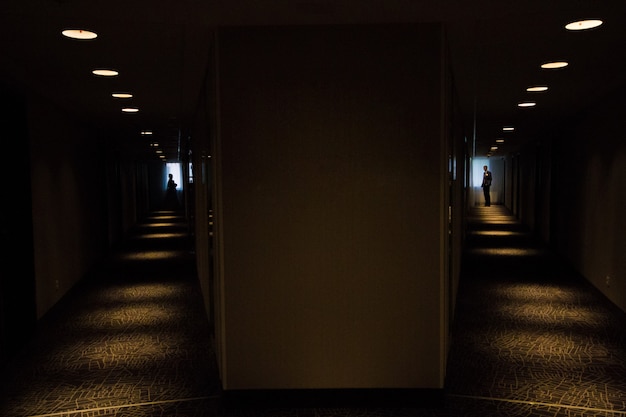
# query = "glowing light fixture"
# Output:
<box><xmin>62</xmin><ymin>29</ymin><xmax>97</xmax><ymax>40</ymax></box>
<box><xmin>141</xmin><ymin>130</ymin><xmax>153</xmax><ymax>135</ymax></box>
<box><xmin>565</xmin><ymin>20</ymin><xmax>603</xmax><ymax>31</ymax></box>
<box><xmin>541</xmin><ymin>61</ymin><xmax>568</xmax><ymax>69</ymax></box>
<box><xmin>112</xmin><ymin>92</ymin><xmax>133</xmax><ymax>99</ymax></box>
<box><xmin>518</xmin><ymin>102</ymin><xmax>536</xmax><ymax>108</ymax></box>
<box><xmin>503</xmin><ymin>127</ymin><xmax>515</xmax><ymax>131</ymax></box>
<box><xmin>122</xmin><ymin>107</ymin><xmax>139</xmax><ymax>113</ymax></box>
<box><xmin>93</xmin><ymin>69</ymin><xmax>119</xmax><ymax>77</ymax></box>
<box><xmin>496</xmin><ymin>138</ymin><xmax>504</xmax><ymax>143</ymax></box>
<box><xmin>527</xmin><ymin>86</ymin><xmax>548</xmax><ymax>92</ymax></box>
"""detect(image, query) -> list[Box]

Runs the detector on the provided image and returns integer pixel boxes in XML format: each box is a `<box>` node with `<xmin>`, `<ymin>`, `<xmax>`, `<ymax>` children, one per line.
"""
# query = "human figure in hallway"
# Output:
<box><xmin>481</xmin><ymin>165</ymin><xmax>492</xmax><ymax>206</ymax></box>
<box><xmin>164</xmin><ymin>173</ymin><xmax>180</xmax><ymax>209</ymax></box>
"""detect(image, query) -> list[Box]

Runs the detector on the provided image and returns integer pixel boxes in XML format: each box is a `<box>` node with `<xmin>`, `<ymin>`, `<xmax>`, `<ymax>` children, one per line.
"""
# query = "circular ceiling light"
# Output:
<box><xmin>122</xmin><ymin>107</ymin><xmax>139</xmax><ymax>113</ymax></box>
<box><xmin>112</xmin><ymin>92</ymin><xmax>133</xmax><ymax>98</ymax></box>
<box><xmin>518</xmin><ymin>102</ymin><xmax>537</xmax><ymax>108</ymax></box>
<box><xmin>93</xmin><ymin>69</ymin><xmax>119</xmax><ymax>77</ymax></box>
<box><xmin>527</xmin><ymin>86</ymin><xmax>548</xmax><ymax>92</ymax></box>
<box><xmin>541</xmin><ymin>61</ymin><xmax>568</xmax><ymax>69</ymax></box>
<box><xmin>61</xmin><ymin>29</ymin><xmax>98</xmax><ymax>40</ymax></box>
<box><xmin>565</xmin><ymin>20</ymin><xmax>603</xmax><ymax>31</ymax></box>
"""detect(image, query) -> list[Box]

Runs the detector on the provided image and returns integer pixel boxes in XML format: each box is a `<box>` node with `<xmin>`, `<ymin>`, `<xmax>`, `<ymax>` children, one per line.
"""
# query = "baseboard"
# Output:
<box><xmin>219</xmin><ymin>388</ymin><xmax>445</xmax><ymax>409</ymax></box>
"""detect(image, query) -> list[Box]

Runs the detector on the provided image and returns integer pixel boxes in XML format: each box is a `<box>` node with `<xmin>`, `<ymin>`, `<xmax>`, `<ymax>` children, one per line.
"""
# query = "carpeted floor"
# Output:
<box><xmin>444</xmin><ymin>206</ymin><xmax>626</xmax><ymax>416</ymax></box>
<box><xmin>0</xmin><ymin>211</ymin><xmax>221</xmax><ymax>417</ymax></box>
<box><xmin>1</xmin><ymin>206</ymin><xmax>625</xmax><ymax>417</ymax></box>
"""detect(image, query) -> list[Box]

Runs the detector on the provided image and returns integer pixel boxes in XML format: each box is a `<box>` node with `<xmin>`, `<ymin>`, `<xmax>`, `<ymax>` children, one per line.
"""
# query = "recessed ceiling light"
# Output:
<box><xmin>490</xmin><ymin>146</ymin><xmax>498</xmax><ymax>150</ymax></box>
<box><xmin>541</xmin><ymin>61</ymin><xmax>568</xmax><ymax>69</ymax></box>
<box><xmin>518</xmin><ymin>102</ymin><xmax>536</xmax><ymax>108</ymax></box>
<box><xmin>61</xmin><ymin>29</ymin><xmax>97</xmax><ymax>40</ymax></box>
<box><xmin>141</xmin><ymin>130</ymin><xmax>153</xmax><ymax>135</ymax></box>
<box><xmin>503</xmin><ymin>127</ymin><xmax>515</xmax><ymax>131</ymax></box>
<box><xmin>527</xmin><ymin>86</ymin><xmax>548</xmax><ymax>92</ymax></box>
<box><xmin>496</xmin><ymin>139</ymin><xmax>505</xmax><ymax>143</ymax></box>
<box><xmin>122</xmin><ymin>107</ymin><xmax>139</xmax><ymax>113</ymax></box>
<box><xmin>565</xmin><ymin>20</ymin><xmax>603</xmax><ymax>31</ymax></box>
<box><xmin>112</xmin><ymin>92</ymin><xmax>133</xmax><ymax>99</ymax></box>
<box><xmin>93</xmin><ymin>69</ymin><xmax>119</xmax><ymax>77</ymax></box>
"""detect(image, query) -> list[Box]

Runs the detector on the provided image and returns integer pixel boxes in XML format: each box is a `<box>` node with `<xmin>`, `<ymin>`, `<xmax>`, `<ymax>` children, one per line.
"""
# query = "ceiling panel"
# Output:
<box><xmin>1</xmin><ymin>0</ymin><xmax>625</xmax><ymax>160</ymax></box>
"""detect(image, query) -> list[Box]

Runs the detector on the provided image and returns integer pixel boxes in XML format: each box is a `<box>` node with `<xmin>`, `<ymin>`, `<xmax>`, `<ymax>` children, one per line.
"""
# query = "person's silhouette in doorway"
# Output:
<box><xmin>164</xmin><ymin>173</ymin><xmax>180</xmax><ymax>209</ymax></box>
<box><xmin>481</xmin><ymin>165</ymin><xmax>492</xmax><ymax>207</ymax></box>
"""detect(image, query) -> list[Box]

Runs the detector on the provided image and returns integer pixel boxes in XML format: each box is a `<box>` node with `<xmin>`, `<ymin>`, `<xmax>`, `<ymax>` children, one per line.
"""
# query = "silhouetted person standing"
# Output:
<box><xmin>164</xmin><ymin>173</ymin><xmax>180</xmax><ymax>209</ymax></box>
<box><xmin>481</xmin><ymin>165</ymin><xmax>492</xmax><ymax>207</ymax></box>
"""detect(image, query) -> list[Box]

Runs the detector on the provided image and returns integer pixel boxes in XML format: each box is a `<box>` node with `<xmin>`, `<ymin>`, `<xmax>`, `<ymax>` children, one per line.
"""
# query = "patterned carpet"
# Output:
<box><xmin>444</xmin><ymin>206</ymin><xmax>626</xmax><ymax>416</ymax></box>
<box><xmin>0</xmin><ymin>211</ymin><xmax>221</xmax><ymax>417</ymax></box>
<box><xmin>1</xmin><ymin>206</ymin><xmax>625</xmax><ymax>417</ymax></box>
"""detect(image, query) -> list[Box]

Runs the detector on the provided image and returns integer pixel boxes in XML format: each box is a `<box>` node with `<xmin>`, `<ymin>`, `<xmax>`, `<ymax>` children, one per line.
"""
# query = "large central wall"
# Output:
<box><xmin>215</xmin><ymin>24</ymin><xmax>447</xmax><ymax>390</ymax></box>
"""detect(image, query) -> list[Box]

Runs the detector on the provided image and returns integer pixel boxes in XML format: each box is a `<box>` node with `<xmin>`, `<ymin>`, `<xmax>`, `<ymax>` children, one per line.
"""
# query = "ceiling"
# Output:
<box><xmin>2</xmin><ymin>0</ymin><xmax>625</xmax><ymax>161</ymax></box>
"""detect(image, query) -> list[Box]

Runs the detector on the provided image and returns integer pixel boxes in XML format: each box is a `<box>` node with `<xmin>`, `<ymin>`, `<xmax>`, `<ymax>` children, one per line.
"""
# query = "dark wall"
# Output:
<box><xmin>548</xmin><ymin>87</ymin><xmax>626</xmax><ymax>311</ymax></box>
<box><xmin>0</xmin><ymin>86</ymin><xmax>37</xmax><ymax>363</ymax></box>
<box><xmin>215</xmin><ymin>23</ymin><xmax>449</xmax><ymax>389</ymax></box>
<box><xmin>28</xmin><ymin>97</ymin><xmax>110</xmax><ymax>317</ymax></box>
<box><xmin>517</xmin><ymin>85</ymin><xmax>626</xmax><ymax>312</ymax></box>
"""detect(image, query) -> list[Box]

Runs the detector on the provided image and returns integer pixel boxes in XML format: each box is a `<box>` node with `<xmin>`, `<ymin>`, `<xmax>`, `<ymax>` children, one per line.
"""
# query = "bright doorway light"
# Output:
<box><xmin>472</xmin><ymin>157</ymin><xmax>490</xmax><ymax>187</ymax></box>
<box><xmin>166</xmin><ymin>163</ymin><xmax>182</xmax><ymax>190</ymax></box>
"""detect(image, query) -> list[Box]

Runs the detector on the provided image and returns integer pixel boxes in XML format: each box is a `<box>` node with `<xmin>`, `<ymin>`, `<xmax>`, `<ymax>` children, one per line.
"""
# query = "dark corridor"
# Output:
<box><xmin>444</xmin><ymin>206</ymin><xmax>626</xmax><ymax>416</ymax></box>
<box><xmin>0</xmin><ymin>210</ymin><xmax>221</xmax><ymax>416</ymax></box>
<box><xmin>0</xmin><ymin>206</ymin><xmax>625</xmax><ymax>416</ymax></box>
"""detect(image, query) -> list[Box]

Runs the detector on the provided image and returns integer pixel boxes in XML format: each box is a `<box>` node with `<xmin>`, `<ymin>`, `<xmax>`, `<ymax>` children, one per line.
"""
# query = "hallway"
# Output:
<box><xmin>1</xmin><ymin>206</ymin><xmax>626</xmax><ymax>416</ymax></box>
<box><xmin>444</xmin><ymin>205</ymin><xmax>626</xmax><ymax>416</ymax></box>
<box><xmin>0</xmin><ymin>210</ymin><xmax>221</xmax><ymax>416</ymax></box>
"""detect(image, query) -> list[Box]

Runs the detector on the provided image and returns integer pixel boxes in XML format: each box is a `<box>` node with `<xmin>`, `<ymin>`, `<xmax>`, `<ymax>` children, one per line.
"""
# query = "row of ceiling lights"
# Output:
<box><xmin>61</xmin><ymin>29</ymin><xmax>138</xmax><ymax>113</ymax></box>
<box><xmin>487</xmin><ymin>18</ymin><xmax>604</xmax><ymax>157</ymax></box>
<box><xmin>61</xmin><ymin>28</ymin><xmax>165</xmax><ymax>160</ymax></box>
<box><xmin>62</xmin><ymin>20</ymin><xmax>604</xmax><ymax>160</ymax></box>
